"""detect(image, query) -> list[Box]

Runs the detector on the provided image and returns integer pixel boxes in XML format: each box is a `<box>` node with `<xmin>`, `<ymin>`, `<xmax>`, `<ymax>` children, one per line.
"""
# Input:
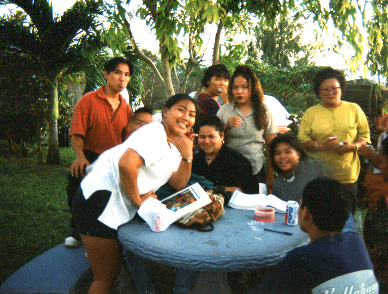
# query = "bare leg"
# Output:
<box><xmin>81</xmin><ymin>234</ymin><xmax>123</xmax><ymax>294</ymax></box>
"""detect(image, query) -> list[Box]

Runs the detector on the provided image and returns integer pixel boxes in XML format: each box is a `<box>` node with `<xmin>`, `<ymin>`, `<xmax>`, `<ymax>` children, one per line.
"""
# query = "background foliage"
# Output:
<box><xmin>1</xmin><ymin>0</ymin><xmax>388</xmax><ymax>289</ymax></box>
<box><xmin>2</xmin><ymin>0</ymin><xmax>388</xmax><ymax>159</ymax></box>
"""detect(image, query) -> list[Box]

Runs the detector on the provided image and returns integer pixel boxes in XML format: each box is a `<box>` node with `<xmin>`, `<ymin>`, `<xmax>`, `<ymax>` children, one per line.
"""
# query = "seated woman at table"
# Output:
<box><xmin>269</xmin><ymin>133</ymin><xmax>358</xmax><ymax>233</ymax></box>
<box><xmin>72</xmin><ymin>94</ymin><xmax>199</xmax><ymax>294</ymax></box>
<box><xmin>192</xmin><ymin>115</ymin><xmax>258</xmax><ymax>194</ymax></box>
<box><xmin>269</xmin><ymin>133</ymin><xmax>327</xmax><ymax>202</ymax></box>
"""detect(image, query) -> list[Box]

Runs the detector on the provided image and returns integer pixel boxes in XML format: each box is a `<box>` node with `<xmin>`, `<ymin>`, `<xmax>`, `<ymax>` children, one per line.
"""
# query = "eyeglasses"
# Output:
<box><xmin>319</xmin><ymin>87</ymin><xmax>341</xmax><ymax>94</ymax></box>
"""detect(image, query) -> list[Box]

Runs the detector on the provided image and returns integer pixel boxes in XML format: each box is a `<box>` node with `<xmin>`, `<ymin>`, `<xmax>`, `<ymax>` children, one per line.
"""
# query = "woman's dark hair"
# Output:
<box><xmin>162</xmin><ymin>94</ymin><xmax>200</xmax><ymax>122</ymax></box>
<box><xmin>301</xmin><ymin>177</ymin><xmax>350</xmax><ymax>232</ymax></box>
<box><xmin>104</xmin><ymin>57</ymin><xmax>134</xmax><ymax>76</ymax></box>
<box><xmin>228</xmin><ymin>65</ymin><xmax>267</xmax><ymax>130</ymax></box>
<box><xmin>269</xmin><ymin>134</ymin><xmax>308</xmax><ymax>174</ymax></box>
<box><xmin>198</xmin><ymin>115</ymin><xmax>224</xmax><ymax>135</ymax></box>
<box><xmin>201</xmin><ymin>64</ymin><xmax>230</xmax><ymax>88</ymax></box>
<box><xmin>312</xmin><ymin>66</ymin><xmax>347</xmax><ymax>97</ymax></box>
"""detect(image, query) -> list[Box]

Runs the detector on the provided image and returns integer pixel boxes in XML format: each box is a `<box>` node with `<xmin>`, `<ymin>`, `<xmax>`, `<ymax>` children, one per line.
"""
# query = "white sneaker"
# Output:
<box><xmin>65</xmin><ymin>236</ymin><xmax>82</xmax><ymax>247</ymax></box>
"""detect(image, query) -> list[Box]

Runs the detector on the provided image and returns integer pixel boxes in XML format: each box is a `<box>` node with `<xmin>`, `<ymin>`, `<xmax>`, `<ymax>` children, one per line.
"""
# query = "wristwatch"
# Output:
<box><xmin>182</xmin><ymin>157</ymin><xmax>193</xmax><ymax>162</ymax></box>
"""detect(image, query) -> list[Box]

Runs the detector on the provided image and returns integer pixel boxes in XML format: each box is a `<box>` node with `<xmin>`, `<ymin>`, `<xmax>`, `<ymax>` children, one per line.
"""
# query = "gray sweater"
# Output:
<box><xmin>272</xmin><ymin>159</ymin><xmax>327</xmax><ymax>202</ymax></box>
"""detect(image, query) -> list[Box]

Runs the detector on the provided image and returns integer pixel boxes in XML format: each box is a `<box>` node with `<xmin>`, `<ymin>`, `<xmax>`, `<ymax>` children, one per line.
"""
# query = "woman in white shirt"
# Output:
<box><xmin>72</xmin><ymin>94</ymin><xmax>199</xmax><ymax>294</ymax></box>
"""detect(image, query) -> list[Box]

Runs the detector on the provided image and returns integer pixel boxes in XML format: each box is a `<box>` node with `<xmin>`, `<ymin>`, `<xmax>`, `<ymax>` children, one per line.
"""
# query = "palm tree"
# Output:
<box><xmin>0</xmin><ymin>0</ymin><xmax>106</xmax><ymax>164</ymax></box>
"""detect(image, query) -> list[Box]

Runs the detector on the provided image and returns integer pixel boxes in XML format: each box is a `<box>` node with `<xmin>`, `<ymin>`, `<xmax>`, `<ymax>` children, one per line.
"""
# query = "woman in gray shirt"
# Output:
<box><xmin>217</xmin><ymin>65</ymin><xmax>278</xmax><ymax>188</ymax></box>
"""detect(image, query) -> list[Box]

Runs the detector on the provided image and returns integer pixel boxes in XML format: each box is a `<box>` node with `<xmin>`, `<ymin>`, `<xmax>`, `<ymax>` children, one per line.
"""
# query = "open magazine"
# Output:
<box><xmin>137</xmin><ymin>183</ymin><xmax>212</xmax><ymax>232</ymax></box>
<box><xmin>228</xmin><ymin>190</ymin><xmax>287</xmax><ymax>213</ymax></box>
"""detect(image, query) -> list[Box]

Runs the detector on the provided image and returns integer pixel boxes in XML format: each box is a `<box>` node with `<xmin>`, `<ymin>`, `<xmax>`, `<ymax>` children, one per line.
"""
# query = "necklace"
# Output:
<box><xmin>206</xmin><ymin>156</ymin><xmax>216</xmax><ymax>161</ymax></box>
<box><xmin>283</xmin><ymin>171</ymin><xmax>295</xmax><ymax>183</ymax></box>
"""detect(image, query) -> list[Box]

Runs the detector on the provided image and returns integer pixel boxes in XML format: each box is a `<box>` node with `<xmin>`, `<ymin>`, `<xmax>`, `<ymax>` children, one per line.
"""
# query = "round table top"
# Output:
<box><xmin>118</xmin><ymin>207</ymin><xmax>310</xmax><ymax>271</ymax></box>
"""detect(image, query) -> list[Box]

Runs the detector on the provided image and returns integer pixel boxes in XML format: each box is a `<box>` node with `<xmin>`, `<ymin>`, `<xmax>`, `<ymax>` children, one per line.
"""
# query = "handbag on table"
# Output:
<box><xmin>156</xmin><ymin>174</ymin><xmax>230</xmax><ymax>232</ymax></box>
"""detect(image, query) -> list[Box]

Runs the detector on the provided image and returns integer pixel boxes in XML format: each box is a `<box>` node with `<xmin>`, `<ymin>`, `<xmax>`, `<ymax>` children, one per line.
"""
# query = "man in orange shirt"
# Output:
<box><xmin>65</xmin><ymin>57</ymin><xmax>134</xmax><ymax>247</ymax></box>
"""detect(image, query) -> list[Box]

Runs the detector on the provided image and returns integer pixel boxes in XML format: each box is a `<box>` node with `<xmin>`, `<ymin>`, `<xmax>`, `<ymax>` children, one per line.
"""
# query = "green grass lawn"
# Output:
<box><xmin>0</xmin><ymin>147</ymin><xmax>76</xmax><ymax>285</ymax></box>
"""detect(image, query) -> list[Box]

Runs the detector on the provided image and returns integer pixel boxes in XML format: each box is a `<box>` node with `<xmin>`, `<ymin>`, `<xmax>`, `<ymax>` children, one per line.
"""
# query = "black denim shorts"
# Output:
<box><xmin>72</xmin><ymin>189</ymin><xmax>117</xmax><ymax>239</ymax></box>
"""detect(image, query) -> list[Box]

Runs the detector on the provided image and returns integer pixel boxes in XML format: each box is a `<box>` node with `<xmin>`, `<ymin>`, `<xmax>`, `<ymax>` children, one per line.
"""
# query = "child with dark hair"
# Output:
<box><xmin>125</xmin><ymin>106</ymin><xmax>153</xmax><ymax>135</ymax></box>
<box><xmin>248</xmin><ymin>177</ymin><xmax>378</xmax><ymax>294</ymax></box>
<box><xmin>269</xmin><ymin>133</ymin><xmax>326</xmax><ymax>202</ymax></box>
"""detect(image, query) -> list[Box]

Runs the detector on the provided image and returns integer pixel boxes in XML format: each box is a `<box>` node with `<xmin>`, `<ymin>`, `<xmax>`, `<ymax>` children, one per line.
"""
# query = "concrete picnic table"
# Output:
<box><xmin>118</xmin><ymin>207</ymin><xmax>310</xmax><ymax>294</ymax></box>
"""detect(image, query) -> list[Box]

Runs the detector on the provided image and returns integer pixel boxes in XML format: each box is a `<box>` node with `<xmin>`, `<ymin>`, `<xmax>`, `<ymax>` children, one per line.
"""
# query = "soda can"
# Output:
<box><xmin>152</xmin><ymin>212</ymin><xmax>164</xmax><ymax>232</ymax></box>
<box><xmin>285</xmin><ymin>201</ymin><xmax>299</xmax><ymax>226</ymax></box>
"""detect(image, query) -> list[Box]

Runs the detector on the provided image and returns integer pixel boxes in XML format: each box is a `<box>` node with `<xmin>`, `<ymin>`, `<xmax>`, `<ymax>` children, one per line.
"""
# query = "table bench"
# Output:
<box><xmin>0</xmin><ymin>243</ymin><xmax>91</xmax><ymax>294</ymax></box>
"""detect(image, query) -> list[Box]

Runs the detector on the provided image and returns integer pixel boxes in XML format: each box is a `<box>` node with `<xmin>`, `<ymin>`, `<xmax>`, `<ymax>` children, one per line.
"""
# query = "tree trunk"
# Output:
<box><xmin>172</xmin><ymin>67</ymin><xmax>180</xmax><ymax>92</ymax></box>
<box><xmin>160</xmin><ymin>42</ymin><xmax>175</xmax><ymax>97</ymax></box>
<box><xmin>212</xmin><ymin>19</ymin><xmax>223</xmax><ymax>65</ymax></box>
<box><xmin>6</xmin><ymin>132</ymin><xmax>14</xmax><ymax>153</ymax></box>
<box><xmin>46</xmin><ymin>80</ymin><xmax>60</xmax><ymax>164</ymax></box>
<box><xmin>123</xmin><ymin>16</ymin><xmax>165</xmax><ymax>85</ymax></box>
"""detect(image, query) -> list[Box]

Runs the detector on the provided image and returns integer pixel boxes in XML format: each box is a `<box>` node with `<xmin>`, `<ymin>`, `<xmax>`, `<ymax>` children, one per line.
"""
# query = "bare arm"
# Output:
<box><xmin>223</xmin><ymin>186</ymin><xmax>242</xmax><ymax>193</ymax></box>
<box><xmin>264</xmin><ymin>133</ymin><xmax>277</xmax><ymax>189</ymax></box>
<box><xmin>224</xmin><ymin>116</ymin><xmax>242</xmax><ymax>134</ymax></box>
<box><xmin>358</xmin><ymin>145</ymin><xmax>381</xmax><ymax>168</ymax></box>
<box><xmin>70</xmin><ymin>135</ymin><xmax>89</xmax><ymax>178</ymax></box>
<box><xmin>222</xmin><ymin>116</ymin><xmax>242</xmax><ymax>139</ymax></box>
<box><xmin>118</xmin><ymin>149</ymin><xmax>155</xmax><ymax>207</ymax></box>
<box><xmin>302</xmin><ymin>140</ymin><xmax>320</xmax><ymax>152</ymax></box>
<box><xmin>168</xmin><ymin>160</ymin><xmax>193</xmax><ymax>191</ymax></box>
<box><xmin>168</xmin><ymin>134</ymin><xmax>197</xmax><ymax>191</ymax></box>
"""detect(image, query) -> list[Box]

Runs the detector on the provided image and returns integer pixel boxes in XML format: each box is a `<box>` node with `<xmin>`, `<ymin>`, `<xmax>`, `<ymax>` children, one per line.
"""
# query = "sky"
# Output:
<box><xmin>2</xmin><ymin>0</ymin><xmax>371</xmax><ymax>80</ymax></box>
